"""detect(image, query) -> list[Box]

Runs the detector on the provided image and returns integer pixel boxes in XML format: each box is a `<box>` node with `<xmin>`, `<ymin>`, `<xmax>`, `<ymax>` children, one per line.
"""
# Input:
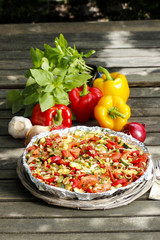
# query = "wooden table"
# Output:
<box><xmin>0</xmin><ymin>20</ymin><xmax>160</xmax><ymax>240</ymax></box>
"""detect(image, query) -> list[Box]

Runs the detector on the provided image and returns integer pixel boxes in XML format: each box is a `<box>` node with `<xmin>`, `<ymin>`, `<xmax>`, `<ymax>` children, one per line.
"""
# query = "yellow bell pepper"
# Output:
<box><xmin>94</xmin><ymin>95</ymin><xmax>131</xmax><ymax>131</ymax></box>
<box><xmin>93</xmin><ymin>66</ymin><xmax>130</xmax><ymax>103</ymax></box>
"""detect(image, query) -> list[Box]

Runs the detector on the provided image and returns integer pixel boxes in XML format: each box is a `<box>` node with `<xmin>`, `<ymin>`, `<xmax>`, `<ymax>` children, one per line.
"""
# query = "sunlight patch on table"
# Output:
<box><xmin>7</xmin><ymin>75</ymin><xmax>18</xmax><ymax>81</ymax></box>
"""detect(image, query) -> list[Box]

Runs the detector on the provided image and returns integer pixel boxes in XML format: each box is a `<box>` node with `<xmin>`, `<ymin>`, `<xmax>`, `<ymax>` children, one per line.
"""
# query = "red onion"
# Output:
<box><xmin>121</xmin><ymin>122</ymin><xmax>146</xmax><ymax>142</ymax></box>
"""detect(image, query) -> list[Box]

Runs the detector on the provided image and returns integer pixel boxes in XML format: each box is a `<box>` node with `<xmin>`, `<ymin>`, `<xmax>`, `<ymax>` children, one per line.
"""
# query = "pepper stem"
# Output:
<box><xmin>108</xmin><ymin>107</ymin><xmax>126</xmax><ymax>119</ymax></box>
<box><xmin>80</xmin><ymin>83</ymin><xmax>90</xmax><ymax>97</ymax></box>
<box><xmin>97</xmin><ymin>66</ymin><xmax>113</xmax><ymax>81</ymax></box>
<box><xmin>53</xmin><ymin>109</ymin><xmax>63</xmax><ymax>126</ymax></box>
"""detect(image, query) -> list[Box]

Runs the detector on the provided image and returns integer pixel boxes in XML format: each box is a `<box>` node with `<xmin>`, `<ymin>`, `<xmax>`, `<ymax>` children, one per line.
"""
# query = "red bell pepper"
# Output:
<box><xmin>86</xmin><ymin>146</ymin><xmax>98</xmax><ymax>158</ymax></box>
<box><xmin>71</xmin><ymin>178</ymin><xmax>79</xmax><ymax>189</ymax></box>
<box><xmin>30</xmin><ymin>104</ymin><xmax>72</xmax><ymax>130</ymax></box>
<box><xmin>50</xmin><ymin>155</ymin><xmax>70</xmax><ymax>166</ymax></box>
<box><xmin>69</xmin><ymin>84</ymin><xmax>102</xmax><ymax>123</ymax></box>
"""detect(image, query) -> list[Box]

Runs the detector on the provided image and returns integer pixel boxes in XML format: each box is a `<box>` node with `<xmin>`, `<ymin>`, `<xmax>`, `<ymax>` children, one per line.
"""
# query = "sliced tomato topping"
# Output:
<box><xmin>112</xmin><ymin>178</ymin><xmax>128</xmax><ymax>187</ymax></box>
<box><xmin>78</xmin><ymin>173</ymin><xmax>87</xmax><ymax>180</ymax></box>
<box><xmin>131</xmin><ymin>153</ymin><xmax>149</xmax><ymax>168</ymax></box>
<box><xmin>68</xmin><ymin>141</ymin><xmax>79</xmax><ymax>149</ymax></box>
<box><xmin>88</xmin><ymin>136</ymin><xmax>101</xmax><ymax>142</ymax></box>
<box><xmin>26</xmin><ymin>145</ymin><xmax>36</xmax><ymax>152</ymax></box>
<box><xmin>61</xmin><ymin>149</ymin><xmax>72</xmax><ymax>158</ymax></box>
<box><xmin>93</xmin><ymin>183</ymin><xmax>111</xmax><ymax>193</ymax></box>
<box><xmin>109</xmin><ymin>152</ymin><xmax>121</xmax><ymax>162</ymax></box>
<box><xmin>32</xmin><ymin>148</ymin><xmax>40</xmax><ymax>156</ymax></box>
<box><xmin>69</xmin><ymin>148</ymin><xmax>81</xmax><ymax>159</ymax></box>
<box><xmin>106</xmin><ymin>140</ymin><xmax>120</xmax><ymax>150</ymax></box>
<box><xmin>80</xmin><ymin>139</ymin><xmax>86</xmax><ymax>145</ymax></box>
<box><xmin>78</xmin><ymin>175</ymin><xmax>98</xmax><ymax>190</ymax></box>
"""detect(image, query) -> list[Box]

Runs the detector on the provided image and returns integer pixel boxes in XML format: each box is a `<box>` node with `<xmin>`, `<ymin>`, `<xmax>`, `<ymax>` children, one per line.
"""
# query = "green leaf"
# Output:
<box><xmin>59</xmin><ymin>34</ymin><xmax>68</xmax><ymax>48</ymax></box>
<box><xmin>6</xmin><ymin>90</ymin><xmax>22</xmax><ymax>109</ymax></box>
<box><xmin>30</xmin><ymin>69</ymin><xmax>53</xmax><ymax>86</ymax></box>
<box><xmin>25</xmin><ymin>67</ymin><xmax>36</xmax><ymax>79</ymax></box>
<box><xmin>63</xmin><ymin>73</ymin><xmax>92</xmax><ymax>91</ymax></box>
<box><xmin>55</xmin><ymin>40</ymin><xmax>64</xmax><ymax>55</ymax></box>
<box><xmin>69</xmin><ymin>47</ymin><xmax>77</xmax><ymax>56</ymax></box>
<box><xmin>52</xmin><ymin>76</ymin><xmax>64</xmax><ymax>87</ymax></box>
<box><xmin>30</xmin><ymin>47</ymin><xmax>41</xmax><ymax>68</ymax></box>
<box><xmin>67</xmin><ymin>66</ymin><xmax>79</xmax><ymax>75</ymax></box>
<box><xmin>44</xmin><ymin>84</ymin><xmax>54</xmax><ymax>93</ymax></box>
<box><xmin>22</xmin><ymin>83</ymin><xmax>38</xmax><ymax>97</ymax></box>
<box><xmin>6</xmin><ymin>90</ymin><xmax>24</xmax><ymax>114</ymax></box>
<box><xmin>24</xmin><ymin>104</ymin><xmax>35</xmax><ymax>117</ymax></box>
<box><xmin>52</xmin><ymin>67</ymin><xmax>67</xmax><ymax>77</ymax></box>
<box><xmin>53</xmin><ymin>87</ymin><xmax>70</xmax><ymax>106</ymax></box>
<box><xmin>41</xmin><ymin>57</ymin><xmax>50</xmax><ymax>71</ymax></box>
<box><xmin>44</xmin><ymin>44</ymin><xmax>59</xmax><ymax>62</ymax></box>
<box><xmin>12</xmin><ymin>98</ymin><xmax>24</xmax><ymax>114</ymax></box>
<box><xmin>24</xmin><ymin>92</ymin><xmax>39</xmax><ymax>105</ymax></box>
<box><xmin>84</xmin><ymin>50</ymin><xmax>96</xmax><ymax>58</ymax></box>
<box><xmin>61</xmin><ymin>55</ymin><xmax>74</xmax><ymax>67</ymax></box>
<box><xmin>26</xmin><ymin>77</ymin><xmax>36</xmax><ymax>86</ymax></box>
<box><xmin>36</xmin><ymin>48</ymin><xmax>44</xmax><ymax>59</ymax></box>
<box><xmin>39</xmin><ymin>93</ymin><xmax>55</xmax><ymax>112</ymax></box>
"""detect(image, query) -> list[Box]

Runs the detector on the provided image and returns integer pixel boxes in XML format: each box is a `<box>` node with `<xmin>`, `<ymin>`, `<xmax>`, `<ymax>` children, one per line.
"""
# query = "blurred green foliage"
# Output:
<box><xmin>96</xmin><ymin>0</ymin><xmax>160</xmax><ymax>20</ymax></box>
<box><xmin>0</xmin><ymin>0</ymin><xmax>160</xmax><ymax>23</ymax></box>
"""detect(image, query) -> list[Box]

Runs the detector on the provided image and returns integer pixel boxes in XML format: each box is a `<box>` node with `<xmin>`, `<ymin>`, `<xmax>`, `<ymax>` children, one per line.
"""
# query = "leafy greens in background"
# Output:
<box><xmin>6</xmin><ymin>34</ymin><xmax>95</xmax><ymax>116</ymax></box>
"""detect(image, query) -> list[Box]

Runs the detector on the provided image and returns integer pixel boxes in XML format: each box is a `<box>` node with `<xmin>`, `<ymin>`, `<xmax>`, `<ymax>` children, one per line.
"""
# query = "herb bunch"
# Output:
<box><xmin>6</xmin><ymin>34</ymin><xmax>95</xmax><ymax>116</ymax></box>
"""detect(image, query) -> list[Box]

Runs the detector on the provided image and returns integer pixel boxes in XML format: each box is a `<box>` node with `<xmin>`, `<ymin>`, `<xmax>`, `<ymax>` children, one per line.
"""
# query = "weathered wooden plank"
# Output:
<box><xmin>0</xmin><ymin>110</ymin><xmax>24</xmax><ymax>118</ymax></box>
<box><xmin>0</xmin><ymin>216</ymin><xmax>159</xmax><ymax>233</ymax></box>
<box><xmin>0</xmin><ymin>170</ymin><xmax>17</xmax><ymax>179</ymax></box>
<box><xmin>0</xmin><ymin>136</ymin><xmax>24</xmax><ymax>148</ymax></box>
<box><xmin>1</xmin><ymin>31</ymin><xmax>160</xmax><ymax>42</ymax></box>
<box><xmin>1</xmin><ymin>37</ymin><xmax>160</xmax><ymax>50</ymax></box>
<box><xmin>0</xmin><ymin>21</ymin><xmax>160</xmax><ymax>36</ymax></box>
<box><xmin>0</xmin><ymin>148</ymin><xmax>24</xmax><ymax>162</ymax></box>
<box><xmin>0</xmin><ymin>232</ymin><xmax>159</xmax><ymax>240</ymax></box>
<box><xmin>131</xmin><ymin>87</ymin><xmax>160</xmax><ymax>97</ymax></box>
<box><xmin>0</xmin><ymin>180</ymin><xmax>36</xmax><ymax>201</ymax></box>
<box><xmin>1</xmin><ymin>48</ymin><xmax>160</xmax><ymax>60</ymax></box>
<box><xmin>87</xmin><ymin>57</ymin><xmax>160</xmax><ymax>68</ymax></box>
<box><xmin>0</xmin><ymin>201</ymin><xmax>160</xmax><ymax>218</ymax></box>
<box><xmin>128</xmin><ymin>98</ymin><xmax>160</xmax><ymax>109</ymax></box>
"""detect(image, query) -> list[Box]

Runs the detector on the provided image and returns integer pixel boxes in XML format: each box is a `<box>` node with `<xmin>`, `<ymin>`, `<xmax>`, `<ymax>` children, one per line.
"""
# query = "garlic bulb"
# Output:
<box><xmin>8</xmin><ymin>116</ymin><xmax>32</xmax><ymax>139</ymax></box>
<box><xmin>25</xmin><ymin>125</ymin><xmax>50</xmax><ymax>145</ymax></box>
